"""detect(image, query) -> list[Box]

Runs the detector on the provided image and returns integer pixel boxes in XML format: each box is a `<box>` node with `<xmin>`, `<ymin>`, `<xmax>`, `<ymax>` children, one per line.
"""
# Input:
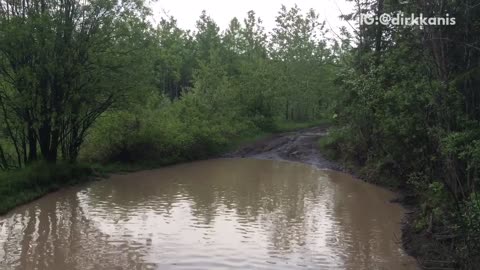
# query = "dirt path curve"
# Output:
<box><xmin>224</xmin><ymin>126</ymin><xmax>341</xmax><ymax>171</ymax></box>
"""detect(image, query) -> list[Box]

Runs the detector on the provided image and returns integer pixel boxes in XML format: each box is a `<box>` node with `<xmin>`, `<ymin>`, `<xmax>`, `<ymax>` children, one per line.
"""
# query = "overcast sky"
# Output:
<box><xmin>150</xmin><ymin>0</ymin><xmax>355</xmax><ymax>36</ymax></box>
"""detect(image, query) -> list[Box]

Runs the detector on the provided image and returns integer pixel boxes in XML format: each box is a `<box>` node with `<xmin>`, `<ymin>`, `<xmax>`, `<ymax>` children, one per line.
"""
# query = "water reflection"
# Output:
<box><xmin>0</xmin><ymin>158</ymin><xmax>417</xmax><ymax>269</ymax></box>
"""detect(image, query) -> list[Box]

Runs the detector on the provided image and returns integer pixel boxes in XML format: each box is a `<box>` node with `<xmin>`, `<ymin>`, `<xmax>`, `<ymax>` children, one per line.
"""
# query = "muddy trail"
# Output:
<box><xmin>225</xmin><ymin>126</ymin><xmax>340</xmax><ymax>171</ymax></box>
<box><xmin>226</xmin><ymin>127</ymin><xmax>424</xmax><ymax>269</ymax></box>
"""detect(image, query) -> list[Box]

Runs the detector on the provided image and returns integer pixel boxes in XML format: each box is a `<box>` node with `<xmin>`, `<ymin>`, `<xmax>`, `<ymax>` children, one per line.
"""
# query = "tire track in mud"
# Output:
<box><xmin>225</xmin><ymin>126</ymin><xmax>340</xmax><ymax>171</ymax></box>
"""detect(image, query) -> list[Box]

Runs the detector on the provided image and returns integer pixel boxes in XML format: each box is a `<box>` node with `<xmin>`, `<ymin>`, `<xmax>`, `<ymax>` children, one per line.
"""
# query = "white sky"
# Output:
<box><xmin>150</xmin><ymin>0</ymin><xmax>355</xmax><ymax>37</ymax></box>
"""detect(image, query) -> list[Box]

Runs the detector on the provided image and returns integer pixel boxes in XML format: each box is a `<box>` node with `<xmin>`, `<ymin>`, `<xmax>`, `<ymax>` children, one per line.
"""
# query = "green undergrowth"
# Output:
<box><xmin>91</xmin><ymin>120</ymin><xmax>329</xmax><ymax>174</ymax></box>
<box><xmin>317</xmin><ymin>128</ymin><xmax>402</xmax><ymax>189</ymax></box>
<box><xmin>318</xmin><ymin>126</ymin><xmax>480</xmax><ymax>268</ymax></box>
<box><xmin>0</xmin><ymin>162</ymin><xmax>94</xmax><ymax>215</ymax></box>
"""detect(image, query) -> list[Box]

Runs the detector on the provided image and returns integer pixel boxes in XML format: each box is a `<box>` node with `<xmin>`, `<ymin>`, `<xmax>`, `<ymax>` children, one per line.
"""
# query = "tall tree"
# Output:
<box><xmin>0</xmin><ymin>0</ymin><xmax>152</xmax><ymax>164</ymax></box>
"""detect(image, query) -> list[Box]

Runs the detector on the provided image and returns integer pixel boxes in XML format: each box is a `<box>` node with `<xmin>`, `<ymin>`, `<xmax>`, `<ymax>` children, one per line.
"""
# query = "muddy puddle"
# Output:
<box><xmin>0</xmin><ymin>158</ymin><xmax>417</xmax><ymax>269</ymax></box>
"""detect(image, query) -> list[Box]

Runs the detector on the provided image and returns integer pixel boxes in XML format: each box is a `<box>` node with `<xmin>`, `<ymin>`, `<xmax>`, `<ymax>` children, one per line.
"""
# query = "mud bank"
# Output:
<box><xmin>225</xmin><ymin>126</ymin><xmax>341</xmax><ymax>171</ymax></box>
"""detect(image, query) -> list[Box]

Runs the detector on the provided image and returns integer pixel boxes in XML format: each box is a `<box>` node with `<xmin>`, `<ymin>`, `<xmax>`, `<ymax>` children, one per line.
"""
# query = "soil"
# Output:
<box><xmin>224</xmin><ymin>126</ymin><xmax>341</xmax><ymax>171</ymax></box>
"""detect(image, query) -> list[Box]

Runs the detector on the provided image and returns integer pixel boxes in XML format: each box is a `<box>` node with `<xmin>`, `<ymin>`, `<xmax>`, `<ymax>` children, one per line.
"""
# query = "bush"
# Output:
<box><xmin>81</xmin><ymin>88</ymin><xmax>257</xmax><ymax>165</ymax></box>
<box><xmin>0</xmin><ymin>162</ymin><xmax>93</xmax><ymax>214</ymax></box>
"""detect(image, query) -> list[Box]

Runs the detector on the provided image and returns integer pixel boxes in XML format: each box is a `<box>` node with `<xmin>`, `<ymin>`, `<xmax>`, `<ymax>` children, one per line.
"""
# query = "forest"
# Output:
<box><xmin>0</xmin><ymin>0</ymin><xmax>479</xmax><ymax>268</ymax></box>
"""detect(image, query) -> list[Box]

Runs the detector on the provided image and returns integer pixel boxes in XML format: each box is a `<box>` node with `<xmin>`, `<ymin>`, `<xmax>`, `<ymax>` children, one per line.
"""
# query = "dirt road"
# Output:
<box><xmin>225</xmin><ymin>126</ymin><xmax>340</xmax><ymax>170</ymax></box>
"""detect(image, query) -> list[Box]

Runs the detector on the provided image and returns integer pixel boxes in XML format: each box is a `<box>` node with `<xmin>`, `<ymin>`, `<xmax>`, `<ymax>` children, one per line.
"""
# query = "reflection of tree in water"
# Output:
<box><xmin>325</xmin><ymin>170</ymin><xmax>408</xmax><ymax>269</ymax></box>
<box><xmin>0</xmin><ymin>190</ymin><xmax>151</xmax><ymax>269</ymax></box>
<box><xmin>175</xmin><ymin>159</ymin><xmax>329</xmax><ymax>253</ymax></box>
<box><xmin>0</xmin><ymin>158</ymin><xmax>411</xmax><ymax>269</ymax></box>
<box><xmin>85</xmin><ymin>160</ymin><xmax>315</xmax><ymax>229</ymax></box>
<box><xmin>167</xmin><ymin>159</ymin><xmax>325</xmax><ymax>252</ymax></box>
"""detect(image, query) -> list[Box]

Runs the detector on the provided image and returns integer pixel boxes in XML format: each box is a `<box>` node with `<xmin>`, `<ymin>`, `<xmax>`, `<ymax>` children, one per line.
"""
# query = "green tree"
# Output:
<box><xmin>0</xmin><ymin>0</ymin><xmax>153</xmax><ymax>164</ymax></box>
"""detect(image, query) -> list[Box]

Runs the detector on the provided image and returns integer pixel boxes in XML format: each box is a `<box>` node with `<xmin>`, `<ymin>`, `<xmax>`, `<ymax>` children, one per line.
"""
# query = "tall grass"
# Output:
<box><xmin>0</xmin><ymin>162</ymin><xmax>93</xmax><ymax>215</ymax></box>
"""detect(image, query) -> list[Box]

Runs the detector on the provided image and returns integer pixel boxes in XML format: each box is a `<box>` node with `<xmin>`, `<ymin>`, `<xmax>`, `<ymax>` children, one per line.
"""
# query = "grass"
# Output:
<box><xmin>0</xmin><ymin>162</ymin><xmax>94</xmax><ymax>215</ymax></box>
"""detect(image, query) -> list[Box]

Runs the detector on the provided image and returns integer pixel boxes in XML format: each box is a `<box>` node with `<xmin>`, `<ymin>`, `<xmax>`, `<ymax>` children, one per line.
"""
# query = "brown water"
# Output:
<box><xmin>0</xmin><ymin>158</ymin><xmax>417</xmax><ymax>270</ymax></box>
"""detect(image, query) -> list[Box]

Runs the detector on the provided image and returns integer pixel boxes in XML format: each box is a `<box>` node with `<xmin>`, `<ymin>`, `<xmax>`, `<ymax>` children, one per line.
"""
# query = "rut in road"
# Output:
<box><xmin>225</xmin><ymin>126</ymin><xmax>340</xmax><ymax>170</ymax></box>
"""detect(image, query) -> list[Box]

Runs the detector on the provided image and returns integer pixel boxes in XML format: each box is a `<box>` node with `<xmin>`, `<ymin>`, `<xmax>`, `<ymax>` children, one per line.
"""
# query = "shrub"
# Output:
<box><xmin>0</xmin><ymin>162</ymin><xmax>93</xmax><ymax>214</ymax></box>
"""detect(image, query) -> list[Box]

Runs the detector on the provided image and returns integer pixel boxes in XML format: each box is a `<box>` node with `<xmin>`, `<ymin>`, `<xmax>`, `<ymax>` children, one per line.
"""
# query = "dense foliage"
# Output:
<box><xmin>78</xmin><ymin>6</ymin><xmax>337</xmax><ymax>165</ymax></box>
<box><xmin>0</xmin><ymin>1</ymin><xmax>335</xmax><ymax>168</ymax></box>
<box><xmin>2</xmin><ymin>0</ymin><xmax>479</xmax><ymax>267</ymax></box>
<box><xmin>319</xmin><ymin>0</ymin><xmax>480</xmax><ymax>268</ymax></box>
